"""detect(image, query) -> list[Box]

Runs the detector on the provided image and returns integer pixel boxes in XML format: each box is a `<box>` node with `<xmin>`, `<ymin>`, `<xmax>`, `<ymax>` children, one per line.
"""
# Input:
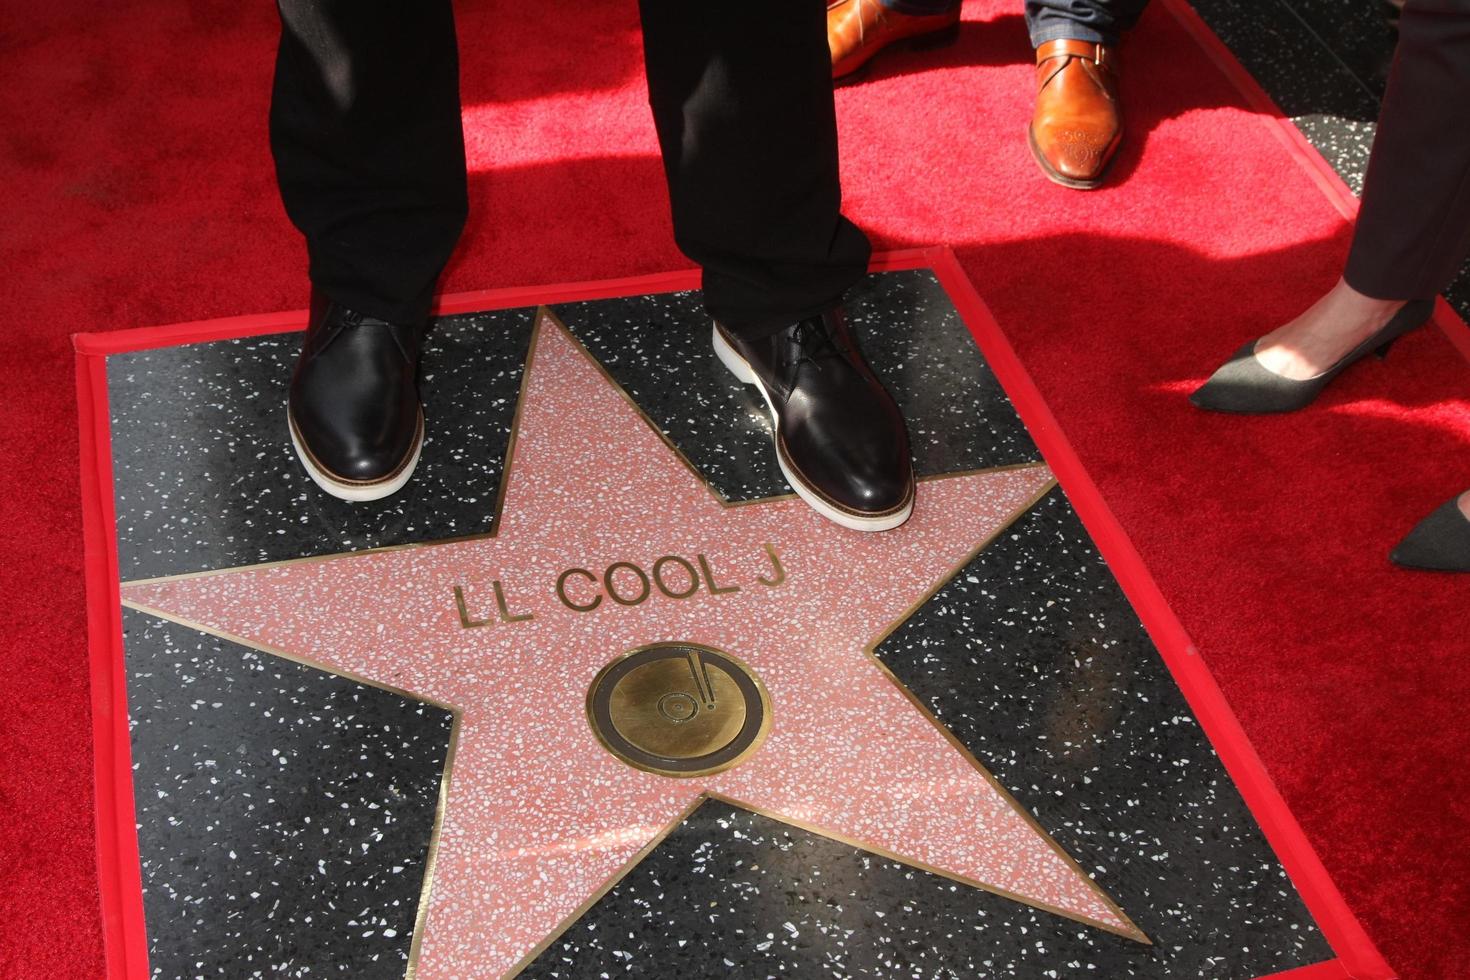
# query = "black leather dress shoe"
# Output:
<box><xmin>287</xmin><ymin>292</ymin><xmax>426</xmax><ymax>501</ymax></box>
<box><xmin>713</xmin><ymin>308</ymin><xmax>914</xmax><ymax>531</ymax></box>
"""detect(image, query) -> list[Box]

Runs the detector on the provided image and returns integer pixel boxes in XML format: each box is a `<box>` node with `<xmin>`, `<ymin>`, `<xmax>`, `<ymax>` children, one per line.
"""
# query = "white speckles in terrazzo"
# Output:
<box><xmin>122</xmin><ymin>607</ymin><xmax>452</xmax><ymax>979</ymax></box>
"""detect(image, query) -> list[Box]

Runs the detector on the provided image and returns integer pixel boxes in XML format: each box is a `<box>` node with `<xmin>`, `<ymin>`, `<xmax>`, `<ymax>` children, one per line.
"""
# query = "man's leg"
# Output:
<box><xmin>638</xmin><ymin>0</ymin><xmax>915</xmax><ymax>531</ymax></box>
<box><xmin>271</xmin><ymin>0</ymin><xmax>467</xmax><ymax>500</ymax></box>
<box><xmin>1026</xmin><ymin>0</ymin><xmax>1148</xmax><ymax>188</ymax></box>
<box><xmin>638</xmin><ymin>0</ymin><xmax>870</xmax><ymax>337</ymax></box>
<box><xmin>271</xmin><ymin>0</ymin><xmax>467</xmax><ymax>323</ymax></box>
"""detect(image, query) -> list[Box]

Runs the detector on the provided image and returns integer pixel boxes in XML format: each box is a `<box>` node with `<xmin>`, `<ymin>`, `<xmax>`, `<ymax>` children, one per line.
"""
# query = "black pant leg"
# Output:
<box><xmin>1345</xmin><ymin>0</ymin><xmax>1470</xmax><ymax>300</ymax></box>
<box><xmin>638</xmin><ymin>0</ymin><xmax>872</xmax><ymax>340</ymax></box>
<box><xmin>270</xmin><ymin>0</ymin><xmax>468</xmax><ymax>324</ymax></box>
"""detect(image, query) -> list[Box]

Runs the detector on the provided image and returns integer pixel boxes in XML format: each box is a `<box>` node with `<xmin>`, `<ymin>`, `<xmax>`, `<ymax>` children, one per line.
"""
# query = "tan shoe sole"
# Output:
<box><xmin>288</xmin><ymin>407</ymin><xmax>425</xmax><ymax>502</ymax></box>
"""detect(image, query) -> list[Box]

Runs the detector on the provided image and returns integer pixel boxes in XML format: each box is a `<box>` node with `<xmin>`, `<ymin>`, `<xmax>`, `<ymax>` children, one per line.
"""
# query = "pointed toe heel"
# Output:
<box><xmin>1191</xmin><ymin>298</ymin><xmax>1436</xmax><ymax>415</ymax></box>
<box><xmin>1391</xmin><ymin>494</ymin><xmax>1470</xmax><ymax>572</ymax></box>
<box><xmin>1188</xmin><ymin>339</ymin><xmax>1317</xmax><ymax>413</ymax></box>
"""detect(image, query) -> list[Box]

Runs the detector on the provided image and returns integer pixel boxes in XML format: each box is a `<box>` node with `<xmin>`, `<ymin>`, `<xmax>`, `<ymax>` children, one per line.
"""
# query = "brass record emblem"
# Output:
<box><xmin>587</xmin><ymin>643</ymin><xmax>771</xmax><ymax>777</ymax></box>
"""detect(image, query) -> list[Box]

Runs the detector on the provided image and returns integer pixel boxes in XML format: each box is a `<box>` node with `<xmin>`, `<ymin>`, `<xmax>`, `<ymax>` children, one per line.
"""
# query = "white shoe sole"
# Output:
<box><xmin>712</xmin><ymin>323</ymin><xmax>914</xmax><ymax>532</ymax></box>
<box><xmin>288</xmin><ymin>409</ymin><xmax>423</xmax><ymax>503</ymax></box>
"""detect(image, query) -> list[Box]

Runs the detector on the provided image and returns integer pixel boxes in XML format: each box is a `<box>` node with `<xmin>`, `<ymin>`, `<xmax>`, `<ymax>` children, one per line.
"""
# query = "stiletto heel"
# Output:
<box><xmin>1191</xmin><ymin>298</ymin><xmax>1435</xmax><ymax>414</ymax></box>
<box><xmin>1374</xmin><ymin>336</ymin><xmax>1401</xmax><ymax>359</ymax></box>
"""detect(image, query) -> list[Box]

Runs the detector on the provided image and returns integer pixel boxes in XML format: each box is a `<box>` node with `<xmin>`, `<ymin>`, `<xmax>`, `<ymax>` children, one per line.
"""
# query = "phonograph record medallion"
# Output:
<box><xmin>587</xmin><ymin>643</ymin><xmax>771</xmax><ymax>777</ymax></box>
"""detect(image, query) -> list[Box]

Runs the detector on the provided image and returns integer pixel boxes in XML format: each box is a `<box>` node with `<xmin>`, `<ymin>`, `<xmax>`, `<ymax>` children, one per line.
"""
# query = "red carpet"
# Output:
<box><xmin>2</xmin><ymin>1</ymin><xmax>1467</xmax><ymax>977</ymax></box>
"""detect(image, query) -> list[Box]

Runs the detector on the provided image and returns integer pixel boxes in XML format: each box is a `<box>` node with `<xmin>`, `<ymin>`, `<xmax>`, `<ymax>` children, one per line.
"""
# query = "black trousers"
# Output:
<box><xmin>270</xmin><ymin>1</ymin><xmax>871</xmax><ymax>339</ymax></box>
<box><xmin>1345</xmin><ymin>0</ymin><xmax>1470</xmax><ymax>300</ymax></box>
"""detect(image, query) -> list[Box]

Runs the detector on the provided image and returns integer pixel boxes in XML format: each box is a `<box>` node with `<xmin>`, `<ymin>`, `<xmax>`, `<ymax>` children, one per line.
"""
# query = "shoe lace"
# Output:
<box><xmin>789</xmin><ymin>315</ymin><xmax>849</xmax><ymax>374</ymax></box>
<box><xmin>317</xmin><ymin>306</ymin><xmax>417</xmax><ymax>363</ymax></box>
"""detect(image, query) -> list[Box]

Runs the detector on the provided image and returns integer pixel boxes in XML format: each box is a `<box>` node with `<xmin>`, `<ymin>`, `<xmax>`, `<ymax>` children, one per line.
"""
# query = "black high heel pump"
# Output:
<box><xmin>1391</xmin><ymin>494</ymin><xmax>1470</xmax><ymax>572</ymax></box>
<box><xmin>1190</xmin><ymin>298</ymin><xmax>1436</xmax><ymax>414</ymax></box>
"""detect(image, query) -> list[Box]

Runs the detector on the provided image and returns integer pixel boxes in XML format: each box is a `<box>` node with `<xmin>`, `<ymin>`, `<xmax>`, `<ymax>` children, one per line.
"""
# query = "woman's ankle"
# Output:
<box><xmin>1254</xmin><ymin>279</ymin><xmax>1406</xmax><ymax>380</ymax></box>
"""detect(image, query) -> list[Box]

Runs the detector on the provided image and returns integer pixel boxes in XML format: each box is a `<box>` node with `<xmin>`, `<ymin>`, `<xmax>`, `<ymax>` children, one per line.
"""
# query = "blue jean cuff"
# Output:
<box><xmin>1029</xmin><ymin>22</ymin><xmax>1114</xmax><ymax>48</ymax></box>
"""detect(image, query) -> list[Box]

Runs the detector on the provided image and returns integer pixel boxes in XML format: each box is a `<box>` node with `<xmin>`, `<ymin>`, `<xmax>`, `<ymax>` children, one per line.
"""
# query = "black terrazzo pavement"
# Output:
<box><xmin>524</xmin><ymin>797</ymin><xmax>1149</xmax><ymax>980</ymax></box>
<box><xmin>122</xmin><ymin>608</ymin><xmax>453</xmax><ymax>980</ymax></box>
<box><xmin>1265</xmin><ymin>0</ymin><xmax>1400</xmax><ymax>96</ymax></box>
<box><xmin>520</xmin><ymin>489</ymin><xmax>1331</xmax><ymax>979</ymax></box>
<box><xmin>1187</xmin><ymin>0</ymin><xmax>1385</xmax><ymax>195</ymax></box>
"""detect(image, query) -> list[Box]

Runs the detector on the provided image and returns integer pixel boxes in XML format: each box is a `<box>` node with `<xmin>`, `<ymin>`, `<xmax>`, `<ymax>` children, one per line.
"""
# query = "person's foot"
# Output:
<box><xmin>1029</xmin><ymin>39</ymin><xmax>1123</xmax><ymax>189</ymax></box>
<box><xmin>1390</xmin><ymin>490</ymin><xmax>1470</xmax><ymax>572</ymax></box>
<box><xmin>1251</xmin><ymin>278</ymin><xmax>1408</xmax><ymax>380</ymax></box>
<box><xmin>1190</xmin><ymin>283</ymin><xmax>1436</xmax><ymax>415</ymax></box>
<box><xmin>288</xmin><ymin>292</ymin><xmax>426</xmax><ymax>502</ymax></box>
<box><xmin>827</xmin><ymin>0</ymin><xmax>961</xmax><ymax>82</ymax></box>
<box><xmin>713</xmin><ymin>308</ymin><xmax>915</xmax><ymax>531</ymax></box>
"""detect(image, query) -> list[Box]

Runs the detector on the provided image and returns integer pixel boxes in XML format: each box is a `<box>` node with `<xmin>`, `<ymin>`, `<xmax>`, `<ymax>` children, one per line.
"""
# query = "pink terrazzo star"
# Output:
<box><xmin>122</xmin><ymin>310</ymin><xmax>1145</xmax><ymax>978</ymax></box>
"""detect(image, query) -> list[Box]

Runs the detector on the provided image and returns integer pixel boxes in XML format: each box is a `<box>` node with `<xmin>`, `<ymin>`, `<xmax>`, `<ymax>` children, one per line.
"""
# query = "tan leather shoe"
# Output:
<box><xmin>827</xmin><ymin>0</ymin><xmax>961</xmax><ymax>81</ymax></box>
<box><xmin>1028</xmin><ymin>39</ymin><xmax>1122</xmax><ymax>189</ymax></box>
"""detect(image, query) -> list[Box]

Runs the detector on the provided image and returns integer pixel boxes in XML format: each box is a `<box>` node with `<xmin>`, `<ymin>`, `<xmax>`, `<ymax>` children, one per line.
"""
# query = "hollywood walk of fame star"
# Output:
<box><xmin>120</xmin><ymin>309</ymin><xmax>1147</xmax><ymax>978</ymax></box>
